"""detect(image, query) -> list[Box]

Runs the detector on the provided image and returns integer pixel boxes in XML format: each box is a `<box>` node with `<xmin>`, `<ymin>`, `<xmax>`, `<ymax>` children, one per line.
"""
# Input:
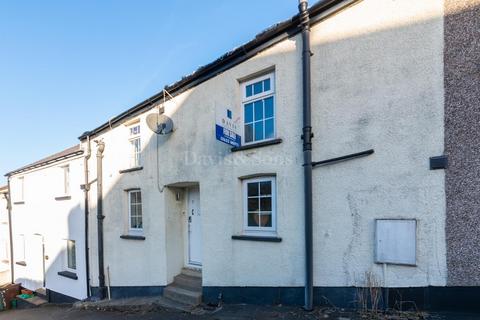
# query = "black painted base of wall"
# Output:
<box><xmin>203</xmin><ymin>286</ymin><xmax>480</xmax><ymax>313</ymax></box>
<box><xmin>46</xmin><ymin>289</ymin><xmax>79</xmax><ymax>304</ymax></box>
<box><xmin>90</xmin><ymin>286</ymin><xmax>165</xmax><ymax>300</ymax></box>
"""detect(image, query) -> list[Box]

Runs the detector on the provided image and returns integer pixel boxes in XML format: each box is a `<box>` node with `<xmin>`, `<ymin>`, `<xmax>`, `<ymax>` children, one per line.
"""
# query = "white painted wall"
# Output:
<box><xmin>9</xmin><ymin>155</ymin><xmax>88</xmax><ymax>300</ymax></box>
<box><xmin>83</xmin><ymin>0</ymin><xmax>445</xmax><ymax>290</ymax></box>
<box><xmin>0</xmin><ymin>190</ymin><xmax>10</xmax><ymax>284</ymax></box>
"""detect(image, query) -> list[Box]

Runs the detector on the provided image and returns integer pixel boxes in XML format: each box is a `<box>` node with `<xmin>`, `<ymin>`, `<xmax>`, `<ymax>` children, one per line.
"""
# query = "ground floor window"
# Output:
<box><xmin>243</xmin><ymin>176</ymin><xmax>276</xmax><ymax>233</ymax></box>
<box><xmin>15</xmin><ymin>234</ymin><xmax>25</xmax><ymax>263</ymax></box>
<box><xmin>128</xmin><ymin>190</ymin><xmax>143</xmax><ymax>232</ymax></box>
<box><xmin>66</xmin><ymin>240</ymin><xmax>76</xmax><ymax>270</ymax></box>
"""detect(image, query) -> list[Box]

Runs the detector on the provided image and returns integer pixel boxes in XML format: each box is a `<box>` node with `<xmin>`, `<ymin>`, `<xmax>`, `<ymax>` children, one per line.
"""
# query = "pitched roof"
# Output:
<box><xmin>5</xmin><ymin>145</ymin><xmax>83</xmax><ymax>177</ymax></box>
<box><xmin>79</xmin><ymin>0</ymin><xmax>357</xmax><ymax>140</ymax></box>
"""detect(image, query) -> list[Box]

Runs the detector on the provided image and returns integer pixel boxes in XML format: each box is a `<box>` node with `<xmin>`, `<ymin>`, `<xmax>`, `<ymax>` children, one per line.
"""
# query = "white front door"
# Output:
<box><xmin>187</xmin><ymin>187</ymin><xmax>202</xmax><ymax>267</ymax></box>
<box><xmin>24</xmin><ymin>234</ymin><xmax>44</xmax><ymax>291</ymax></box>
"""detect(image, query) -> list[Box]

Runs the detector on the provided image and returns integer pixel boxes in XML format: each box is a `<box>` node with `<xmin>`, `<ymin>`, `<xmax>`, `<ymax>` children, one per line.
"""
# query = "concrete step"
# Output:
<box><xmin>16</xmin><ymin>294</ymin><xmax>48</xmax><ymax>309</ymax></box>
<box><xmin>163</xmin><ymin>285</ymin><xmax>202</xmax><ymax>306</ymax></box>
<box><xmin>173</xmin><ymin>274</ymin><xmax>202</xmax><ymax>291</ymax></box>
<box><xmin>181</xmin><ymin>268</ymin><xmax>202</xmax><ymax>279</ymax></box>
<box><xmin>35</xmin><ymin>288</ymin><xmax>47</xmax><ymax>300</ymax></box>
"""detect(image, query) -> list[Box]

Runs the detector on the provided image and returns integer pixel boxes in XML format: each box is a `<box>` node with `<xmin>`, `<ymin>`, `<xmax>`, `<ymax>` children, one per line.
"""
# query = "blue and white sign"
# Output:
<box><xmin>215</xmin><ymin>106</ymin><xmax>241</xmax><ymax>147</ymax></box>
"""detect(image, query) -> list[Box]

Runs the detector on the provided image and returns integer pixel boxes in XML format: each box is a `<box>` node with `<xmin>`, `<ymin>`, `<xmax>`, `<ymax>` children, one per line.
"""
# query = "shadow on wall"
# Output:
<box><xmin>82</xmin><ymin>0</ymin><xmax>451</xmax><ymax>307</ymax></box>
<box><xmin>13</xmin><ymin>201</ymin><xmax>87</xmax><ymax>302</ymax></box>
<box><xmin>15</xmin><ymin>1</ymin><xmax>478</xmax><ymax>311</ymax></box>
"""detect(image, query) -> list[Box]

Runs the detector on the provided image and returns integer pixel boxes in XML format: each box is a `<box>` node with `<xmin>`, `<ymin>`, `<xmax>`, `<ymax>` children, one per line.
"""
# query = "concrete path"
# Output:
<box><xmin>0</xmin><ymin>304</ymin><xmax>479</xmax><ymax>320</ymax></box>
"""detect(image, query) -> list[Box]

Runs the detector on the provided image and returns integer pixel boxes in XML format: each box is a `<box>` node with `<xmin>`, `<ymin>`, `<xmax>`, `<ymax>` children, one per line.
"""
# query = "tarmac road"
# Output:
<box><xmin>1</xmin><ymin>304</ymin><xmax>480</xmax><ymax>320</ymax></box>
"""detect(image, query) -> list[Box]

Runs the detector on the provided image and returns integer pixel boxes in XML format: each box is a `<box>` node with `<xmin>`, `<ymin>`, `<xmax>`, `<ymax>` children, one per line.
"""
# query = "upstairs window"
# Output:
<box><xmin>129</xmin><ymin>124</ymin><xmax>141</xmax><ymax>168</ymax></box>
<box><xmin>61</xmin><ymin>165</ymin><xmax>70</xmax><ymax>196</ymax></box>
<box><xmin>241</xmin><ymin>73</ymin><xmax>275</xmax><ymax>144</ymax></box>
<box><xmin>128</xmin><ymin>190</ymin><xmax>143</xmax><ymax>232</ymax></box>
<box><xmin>243</xmin><ymin>177</ymin><xmax>276</xmax><ymax>234</ymax></box>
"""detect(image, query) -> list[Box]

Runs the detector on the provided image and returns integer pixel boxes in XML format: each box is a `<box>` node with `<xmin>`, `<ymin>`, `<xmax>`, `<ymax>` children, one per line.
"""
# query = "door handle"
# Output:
<box><xmin>188</xmin><ymin>216</ymin><xmax>192</xmax><ymax>223</ymax></box>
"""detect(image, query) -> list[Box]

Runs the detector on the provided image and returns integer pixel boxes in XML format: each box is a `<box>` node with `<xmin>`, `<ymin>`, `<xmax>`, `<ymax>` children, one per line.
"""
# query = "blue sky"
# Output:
<box><xmin>0</xmin><ymin>0</ymin><xmax>297</xmax><ymax>185</ymax></box>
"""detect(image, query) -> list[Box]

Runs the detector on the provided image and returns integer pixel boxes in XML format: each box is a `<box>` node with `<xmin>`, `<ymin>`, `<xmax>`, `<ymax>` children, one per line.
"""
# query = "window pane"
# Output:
<box><xmin>130</xmin><ymin>192</ymin><xmax>136</xmax><ymax>204</ymax></box>
<box><xmin>248</xmin><ymin>212</ymin><xmax>260</xmax><ymax>227</ymax></box>
<box><xmin>260</xmin><ymin>181</ymin><xmax>271</xmax><ymax>196</ymax></box>
<box><xmin>264</xmin><ymin>97</ymin><xmax>274</xmax><ymax>118</ymax></box>
<box><xmin>136</xmin><ymin>191</ymin><xmax>142</xmax><ymax>203</ymax></box>
<box><xmin>248</xmin><ymin>198</ymin><xmax>259</xmax><ymax>211</ymax></box>
<box><xmin>254</xmin><ymin>100</ymin><xmax>263</xmax><ymax>121</ymax></box>
<box><xmin>260</xmin><ymin>197</ymin><xmax>272</xmax><ymax>211</ymax></box>
<box><xmin>247</xmin><ymin>182</ymin><xmax>259</xmax><ymax>197</ymax></box>
<box><xmin>263</xmin><ymin>78</ymin><xmax>271</xmax><ymax>91</ymax></box>
<box><xmin>244</xmin><ymin>124</ymin><xmax>253</xmax><ymax>143</ymax></box>
<box><xmin>131</xmin><ymin>216</ymin><xmax>138</xmax><ymax>228</ymax></box>
<box><xmin>254</xmin><ymin>122</ymin><xmax>264</xmax><ymax>141</ymax></box>
<box><xmin>265</xmin><ymin>119</ymin><xmax>274</xmax><ymax>139</ymax></box>
<box><xmin>135</xmin><ymin>138</ymin><xmax>141</xmax><ymax>152</ymax></box>
<box><xmin>244</xmin><ymin>103</ymin><xmax>253</xmax><ymax>123</ymax></box>
<box><xmin>260</xmin><ymin>213</ymin><xmax>272</xmax><ymax>227</ymax></box>
<box><xmin>246</xmin><ymin>85</ymin><xmax>253</xmax><ymax>97</ymax></box>
<box><xmin>253</xmin><ymin>81</ymin><xmax>262</xmax><ymax>95</ymax></box>
<box><xmin>67</xmin><ymin>240</ymin><xmax>76</xmax><ymax>270</ymax></box>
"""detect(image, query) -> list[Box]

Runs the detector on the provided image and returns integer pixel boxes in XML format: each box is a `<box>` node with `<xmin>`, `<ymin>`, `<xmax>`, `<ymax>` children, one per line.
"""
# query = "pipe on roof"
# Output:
<box><xmin>95</xmin><ymin>140</ymin><xmax>107</xmax><ymax>300</ymax></box>
<box><xmin>299</xmin><ymin>0</ymin><xmax>314</xmax><ymax>311</ymax></box>
<box><xmin>6</xmin><ymin>178</ymin><xmax>14</xmax><ymax>285</ymax></box>
<box><xmin>83</xmin><ymin>136</ymin><xmax>92</xmax><ymax>298</ymax></box>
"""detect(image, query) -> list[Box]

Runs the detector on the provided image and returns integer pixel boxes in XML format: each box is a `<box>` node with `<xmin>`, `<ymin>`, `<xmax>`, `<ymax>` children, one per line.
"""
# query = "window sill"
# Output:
<box><xmin>120</xmin><ymin>235</ymin><xmax>146</xmax><ymax>241</ymax></box>
<box><xmin>119</xmin><ymin>166</ymin><xmax>143</xmax><ymax>174</ymax></box>
<box><xmin>231</xmin><ymin>235</ymin><xmax>282</xmax><ymax>242</ymax></box>
<box><xmin>13</xmin><ymin>201</ymin><xmax>25</xmax><ymax>205</ymax></box>
<box><xmin>231</xmin><ymin>138</ymin><xmax>282</xmax><ymax>152</ymax></box>
<box><xmin>55</xmin><ymin>195</ymin><xmax>71</xmax><ymax>201</ymax></box>
<box><xmin>58</xmin><ymin>271</ymin><xmax>78</xmax><ymax>280</ymax></box>
<box><xmin>15</xmin><ymin>261</ymin><xmax>27</xmax><ymax>266</ymax></box>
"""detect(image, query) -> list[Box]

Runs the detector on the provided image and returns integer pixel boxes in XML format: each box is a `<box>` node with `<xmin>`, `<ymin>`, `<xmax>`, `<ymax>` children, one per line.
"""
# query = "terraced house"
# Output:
<box><xmin>4</xmin><ymin>0</ymin><xmax>480</xmax><ymax>312</ymax></box>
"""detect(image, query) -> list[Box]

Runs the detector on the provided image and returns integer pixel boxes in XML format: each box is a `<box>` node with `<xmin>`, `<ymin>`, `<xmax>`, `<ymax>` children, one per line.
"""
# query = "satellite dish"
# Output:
<box><xmin>146</xmin><ymin>113</ymin><xmax>174</xmax><ymax>135</ymax></box>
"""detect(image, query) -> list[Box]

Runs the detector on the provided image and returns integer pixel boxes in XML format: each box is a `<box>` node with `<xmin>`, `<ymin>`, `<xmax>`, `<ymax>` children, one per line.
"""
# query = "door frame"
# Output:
<box><xmin>185</xmin><ymin>186</ymin><xmax>202</xmax><ymax>268</ymax></box>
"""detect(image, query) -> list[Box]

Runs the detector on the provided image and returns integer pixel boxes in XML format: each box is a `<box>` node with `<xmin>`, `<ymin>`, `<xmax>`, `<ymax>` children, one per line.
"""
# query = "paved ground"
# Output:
<box><xmin>1</xmin><ymin>304</ymin><xmax>480</xmax><ymax>320</ymax></box>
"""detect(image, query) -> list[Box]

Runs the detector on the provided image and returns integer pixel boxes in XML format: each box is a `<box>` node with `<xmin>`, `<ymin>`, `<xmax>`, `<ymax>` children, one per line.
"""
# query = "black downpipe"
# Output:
<box><xmin>95</xmin><ymin>140</ymin><xmax>107</xmax><ymax>299</ymax></box>
<box><xmin>299</xmin><ymin>0</ymin><xmax>314</xmax><ymax>311</ymax></box>
<box><xmin>83</xmin><ymin>137</ymin><xmax>91</xmax><ymax>297</ymax></box>
<box><xmin>6</xmin><ymin>177</ymin><xmax>14</xmax><ymax>284</ymax></box>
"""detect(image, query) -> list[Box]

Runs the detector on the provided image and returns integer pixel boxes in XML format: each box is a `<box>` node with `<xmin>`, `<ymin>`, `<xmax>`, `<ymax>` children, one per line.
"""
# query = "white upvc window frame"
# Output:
<box><xmin>128</xmin><ymin>124</ymin><xmax>141</xmax><ymax>168</ymax></box>
<box><xmin>241</xmin><ymin>72</ymin><xmax>276</xmax><ymax>145</ymax></box>
<box><xmin>128</xmin><ymin>189</ymin><xmax>143</xmax><ymax>234</ymax></box>
<box><xmin>61</xmin><ymin>165</ymin><xmax>70</xmax><ymax>196</ymax></box>
<box><xmin>65</xmin><ymin>239</ymin><xmax>76</xmax><ymax>272</ymax></box>
<box><xmin>242</xmin><ymin>176</ymin><xmax>277</xmax><ymax>235</ymax></box>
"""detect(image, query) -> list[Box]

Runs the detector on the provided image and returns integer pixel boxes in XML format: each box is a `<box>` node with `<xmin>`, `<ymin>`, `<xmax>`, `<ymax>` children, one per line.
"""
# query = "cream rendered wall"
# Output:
<box><xmin>84</xmin><ymin>120</ymin><xmax>168</xmax><ymax>288</ymax></box>
<box><xmin>309</xmin><ymin>0</ymin><xmax>446</xmax><ymax>287</ymax></box>
<box><xmin>87</xmin><ymin>0</ymin><xmax>446</xmax><ymax>290</ymax></box>
<box><xmin>9</xmin><ymin>155</ymin><xmax>88</xmax><ymax>299</ymax></box>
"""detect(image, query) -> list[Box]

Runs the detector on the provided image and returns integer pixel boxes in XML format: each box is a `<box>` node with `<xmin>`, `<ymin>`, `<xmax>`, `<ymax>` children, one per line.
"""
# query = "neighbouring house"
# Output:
<box><xmin>5</xmin><ymin>146</ymin><xmax>87</xmax><ymax>302</ymax></box>
<box><xmin>0</xmin><ymin>185</ymin><xmax>11</xmax><ymax>285</ymax></box>
<box><xmin>4</xmin><ymin>0</ymin><xmax>479</xmax><ymax>311</ymax></box>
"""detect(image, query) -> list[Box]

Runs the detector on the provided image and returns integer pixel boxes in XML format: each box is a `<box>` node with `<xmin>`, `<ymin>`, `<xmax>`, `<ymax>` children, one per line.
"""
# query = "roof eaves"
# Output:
<box><xmin>79</xmin><ymin>0</ymin><xmax>358</xmax><ymax>141</ymax></box>
<box><xmin>5</xmin><ymin>146</ymin><xmax>84</xmax><ymax>177</ymax></box>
